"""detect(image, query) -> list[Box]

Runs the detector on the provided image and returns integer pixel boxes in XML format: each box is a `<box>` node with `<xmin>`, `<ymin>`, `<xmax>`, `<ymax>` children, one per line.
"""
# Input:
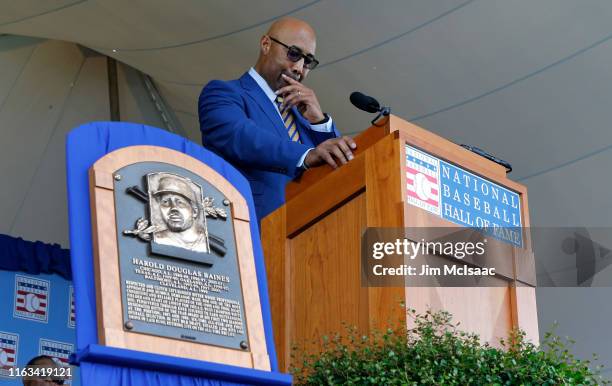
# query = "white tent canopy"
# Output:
<box><xmin>1</xmin><ymin>0</ymin><xmax>611</xmax><ymax>374</ymax></box>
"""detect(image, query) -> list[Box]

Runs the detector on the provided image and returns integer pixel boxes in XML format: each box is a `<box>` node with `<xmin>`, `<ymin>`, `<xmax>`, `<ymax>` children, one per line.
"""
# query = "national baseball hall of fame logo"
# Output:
<box><xmin>0</xmin><ymin>331</ymin><xmax>18</xmax><ymax>377</ymax></box>
<box><xmin>405</xmin><ymin>146</ymin><xmax>441</xmax><ymax>215</ymax></box>
<box><xmin>13</xmin><ymin>275</ymin><xmax>50</xmax><ymax>323</ymax></box>
<box><xmin>39</xmin><ymin>339</ymin><xmax>74</xmax><ymax>366</ymax></box>
<box><xmin>405</xmin><ymin>145</ymin><xmax>523</xmax><ymax>247</ymax></box>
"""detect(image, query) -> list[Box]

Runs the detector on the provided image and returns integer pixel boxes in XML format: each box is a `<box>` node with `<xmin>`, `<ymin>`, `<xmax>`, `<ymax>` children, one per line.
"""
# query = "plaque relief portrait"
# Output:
<box><xmin>122</xmin><ymin>170</ymin><xmax>228</xmax><ymax>263</ymax></box>
<box><xmin>148</xmin><ymin>173</ymin><xmax>210</xmax><ymax>253</ymax></box>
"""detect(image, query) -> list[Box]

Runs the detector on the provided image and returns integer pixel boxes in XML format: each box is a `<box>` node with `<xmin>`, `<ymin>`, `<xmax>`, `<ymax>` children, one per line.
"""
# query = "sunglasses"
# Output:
<box><xmin>268</xmin><ymin>36</ymin><xmax>319</xmax><ymax>70</ymax></box>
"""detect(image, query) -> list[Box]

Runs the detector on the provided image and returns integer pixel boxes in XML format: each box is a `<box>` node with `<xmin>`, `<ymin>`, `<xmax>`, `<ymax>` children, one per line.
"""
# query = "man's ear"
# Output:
<box><xmin>192</xmin><ymin>205</ymin><xmax>199</xmax><ymax>219</ymax></box>
<box><xmin>260</xmin><ymin>35</ymin><xmax>271</xmax><ymax>55</ymax></box>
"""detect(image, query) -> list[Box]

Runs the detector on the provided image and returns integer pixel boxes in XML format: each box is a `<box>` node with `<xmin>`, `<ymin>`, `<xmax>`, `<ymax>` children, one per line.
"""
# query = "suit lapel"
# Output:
<box><xmin>239</xmin><ymin>73</ymin><xmax>287</xmax><ymax>138</ymax></box>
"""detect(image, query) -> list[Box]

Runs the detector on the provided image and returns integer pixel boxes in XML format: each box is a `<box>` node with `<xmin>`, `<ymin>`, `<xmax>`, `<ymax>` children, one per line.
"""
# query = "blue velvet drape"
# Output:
<box><xmin>0</xmin><ymin>233</ymin><xmax>71</xmax><ymax>279</ymax></box>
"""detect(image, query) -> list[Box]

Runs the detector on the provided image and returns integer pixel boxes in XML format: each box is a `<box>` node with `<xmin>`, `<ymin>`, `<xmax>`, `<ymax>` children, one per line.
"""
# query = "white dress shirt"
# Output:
<box><xmin>248</xmin><ymin>67</ymin><xmax>333</xmax><ymax>168</ymax></box>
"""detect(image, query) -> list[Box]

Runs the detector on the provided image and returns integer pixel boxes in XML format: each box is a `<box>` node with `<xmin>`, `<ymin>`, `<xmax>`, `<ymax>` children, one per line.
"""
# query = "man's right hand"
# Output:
<box><xmin>304</xmin><ymin>136</ymin><xmax>357</xmax><ymax>169</ymax></box>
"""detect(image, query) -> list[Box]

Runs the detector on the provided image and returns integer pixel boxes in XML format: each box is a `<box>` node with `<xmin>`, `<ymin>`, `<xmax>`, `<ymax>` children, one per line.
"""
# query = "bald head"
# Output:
<box><xmin>23</xmin><ymin>356</ymin><xmax>62</xmax><ymax>386</ymax></box>
<box><xmin>254</xmin><ymin>17</ymin><xmax>318</xmax><ymax>91</ymax></box>
<box><xmin>266</xmin><ymin>17</ymin><xmax>316</xmax><ymax>49</ymax></box>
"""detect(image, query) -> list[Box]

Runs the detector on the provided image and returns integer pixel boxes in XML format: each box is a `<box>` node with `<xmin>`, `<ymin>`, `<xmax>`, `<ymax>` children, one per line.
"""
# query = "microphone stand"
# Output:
<box><xmin>372</xmin><ymin>106</ymin><xmax>391</xmax><ymax>126</ymax></box>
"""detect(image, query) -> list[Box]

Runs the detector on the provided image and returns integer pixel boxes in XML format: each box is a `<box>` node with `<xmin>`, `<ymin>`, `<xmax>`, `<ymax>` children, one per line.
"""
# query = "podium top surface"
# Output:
<box><xmin>286</xmin><ymin>115</ymin><xmax>517</xmax><ymax>201</ymax></box>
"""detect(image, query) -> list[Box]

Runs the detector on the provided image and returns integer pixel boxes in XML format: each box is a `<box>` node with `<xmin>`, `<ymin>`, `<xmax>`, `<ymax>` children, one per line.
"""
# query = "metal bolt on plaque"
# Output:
<box><xmin>124</xmin><ymin>321</ymin><xmax>134</xmax><ymax>330</ymax></box>
<box><xmin>240</xmin><ymin>341</ymin><xmax>248</xmax><ymax>350</ymax></box>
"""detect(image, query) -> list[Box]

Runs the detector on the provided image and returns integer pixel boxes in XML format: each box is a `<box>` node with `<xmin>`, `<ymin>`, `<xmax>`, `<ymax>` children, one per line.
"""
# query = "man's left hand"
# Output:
<box><xmin>276</xmin><ymin>74</ymin><xmax>325</xmax><ymax>123</ymax></box>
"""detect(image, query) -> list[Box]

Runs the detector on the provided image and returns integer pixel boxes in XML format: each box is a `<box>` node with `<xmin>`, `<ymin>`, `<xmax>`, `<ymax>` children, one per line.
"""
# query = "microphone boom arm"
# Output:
<box><xmin>371</xmin><ymin>106</ymin><xmax>391</xmax><ymax>126</ymax></box>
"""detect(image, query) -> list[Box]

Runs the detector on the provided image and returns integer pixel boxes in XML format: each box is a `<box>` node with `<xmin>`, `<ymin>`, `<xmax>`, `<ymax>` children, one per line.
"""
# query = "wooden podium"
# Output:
<box><xmin>261</xmin><ymin>115</ymin><xmax>538</xmax><ymax>372</ymax></box>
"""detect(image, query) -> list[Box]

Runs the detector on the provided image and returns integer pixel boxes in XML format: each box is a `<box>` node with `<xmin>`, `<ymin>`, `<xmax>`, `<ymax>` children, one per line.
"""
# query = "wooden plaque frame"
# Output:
<box><xmin>88</xmin><ymin>145</ymin><xmax>270</xmax><ymax>370</ymax></box>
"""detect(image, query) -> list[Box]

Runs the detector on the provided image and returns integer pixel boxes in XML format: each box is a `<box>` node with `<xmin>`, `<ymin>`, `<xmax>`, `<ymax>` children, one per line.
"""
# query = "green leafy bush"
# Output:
<box><xmin>291</xmin><ymin>309</ymin><xmax>608</xmax><ymax>385</ymax></box>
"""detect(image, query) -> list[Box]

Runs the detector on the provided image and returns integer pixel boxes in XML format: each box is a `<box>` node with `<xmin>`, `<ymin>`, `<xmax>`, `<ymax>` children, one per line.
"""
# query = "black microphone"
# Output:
<box><xmin>350</xmin><ymin>91</ymin><xmax>391</xmax><ymax>125</ymax></box>
<box><xmin>350</xmin><ymin>91</ymin><xmax>381</xmax><ymax>113</ymax></box>
<box><xmin>460</xmin><ymin>144</ymin><xmax>513</xmax><ymax>173</ymax></box>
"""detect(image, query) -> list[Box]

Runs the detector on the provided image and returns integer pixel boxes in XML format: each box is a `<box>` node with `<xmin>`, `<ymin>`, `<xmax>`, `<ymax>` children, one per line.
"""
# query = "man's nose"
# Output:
<box><xmin>290</xmin><ymin>58</ymin><xmax>305</xmax><ymax>78</ymax></box>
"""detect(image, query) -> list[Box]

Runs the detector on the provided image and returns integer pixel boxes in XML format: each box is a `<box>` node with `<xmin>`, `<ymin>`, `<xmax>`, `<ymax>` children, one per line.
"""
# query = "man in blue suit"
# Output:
<box><xmin>199</xmin><ymin>17</ymin><xmax>356</xmax><ymax>222</ymax></box>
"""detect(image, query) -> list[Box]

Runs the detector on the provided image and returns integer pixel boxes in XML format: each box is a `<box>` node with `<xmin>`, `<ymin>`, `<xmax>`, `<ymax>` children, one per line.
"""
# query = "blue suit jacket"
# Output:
<box><xmin>199</xmin><ymin>72</ymin><xmax>338</xmax><ymax>222</ymax></box>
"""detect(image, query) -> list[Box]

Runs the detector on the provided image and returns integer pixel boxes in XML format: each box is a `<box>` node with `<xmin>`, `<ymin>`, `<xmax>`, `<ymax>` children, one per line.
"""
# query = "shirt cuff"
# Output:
<box><xmin>297</xmin><ymin>148</ymin><xmax>315</xmax><ymax>169</ymax></box>
<box><xmin>309</xmin><ymin>114</ymin><xmax>333</xmax><ymax>132</ymax></box>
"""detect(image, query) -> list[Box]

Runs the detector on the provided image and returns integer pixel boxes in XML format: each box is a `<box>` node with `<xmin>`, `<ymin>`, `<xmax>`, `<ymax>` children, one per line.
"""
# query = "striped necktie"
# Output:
<box><xmin>275</xmin><ymin>96</ymin><xmax>301</xmax><ymax>142</ymax></box>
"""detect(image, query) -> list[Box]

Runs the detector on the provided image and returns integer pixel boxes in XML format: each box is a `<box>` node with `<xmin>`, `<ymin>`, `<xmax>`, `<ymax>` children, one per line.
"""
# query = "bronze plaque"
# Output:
<box><xmin>116</xmin><ymin>162</ymin><xmax>247</xmax><ymax>349</ymax></box>
<box><xmin>89</xmin><ymin>146</ymin><xmax>270</xmax><ymax>370</ymax></box>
